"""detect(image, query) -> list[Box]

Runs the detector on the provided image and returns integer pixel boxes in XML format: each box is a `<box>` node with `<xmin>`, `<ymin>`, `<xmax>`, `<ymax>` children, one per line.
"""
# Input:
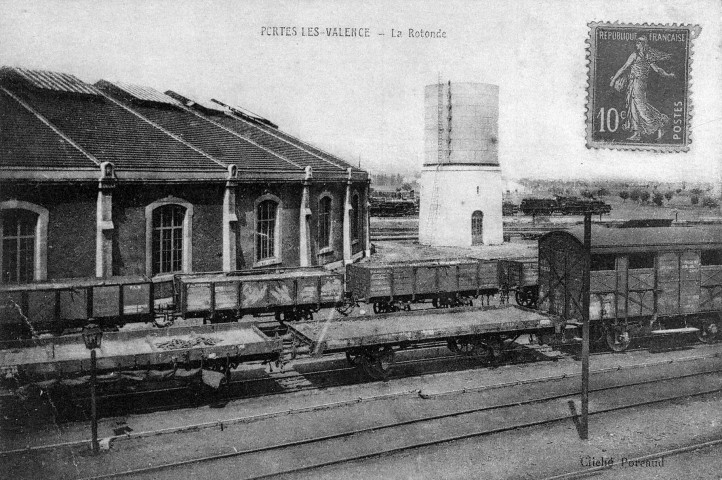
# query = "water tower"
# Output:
<box><xmin>419</xmin><ymin>81</ymin><xmax>503</xmax><ymax>246</ymax></box>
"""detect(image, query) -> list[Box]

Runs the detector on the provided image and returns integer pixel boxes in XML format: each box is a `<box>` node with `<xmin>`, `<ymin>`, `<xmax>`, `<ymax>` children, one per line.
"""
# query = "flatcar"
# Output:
<box><xmin>538</xmin><ymin>225</ymin><xmax>722</xmax><ymax>351</ymax></box>
<box><xmin>345</xmin><ymin>257</ymin><xmax>537</xmax><ymax>313</ymax></box>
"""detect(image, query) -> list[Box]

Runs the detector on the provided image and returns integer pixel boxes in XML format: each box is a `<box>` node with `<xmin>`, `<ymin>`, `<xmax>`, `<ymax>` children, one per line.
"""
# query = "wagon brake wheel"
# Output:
<box><xmin>335</xmin><ymin>297</ymin><xmax>357</xmax><ymax>316</ymax></box>
<box><xmin>361</xmin><ymin>347</ymin><xmax>395</xmax><ymax>380</ymax></box>
<box><xmin>605</xmin><ymin>327</ymin><xmax>631</xmax><ymax>352</ymax></box>
<box><xmin>696</xmin><ymin>319</ymin><xmax>719</xmax><ymax>343</ymax></box>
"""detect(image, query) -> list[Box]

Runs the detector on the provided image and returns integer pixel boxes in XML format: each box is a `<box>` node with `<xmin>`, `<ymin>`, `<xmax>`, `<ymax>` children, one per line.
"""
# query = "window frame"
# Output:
<box><xmin>590</xmin><ymin>254</ymin><xmax>617</xmax><ymax>272</ymax></box>
<box><xmin>471</xmin><ymin>210</ymin><xmax>484</xmax><ymax>236</ymax></box>
<box><xmin>145</xmin><ymin>197</ymin><xmax>193</xmax><ymax>277</ymax></box>
<box><xmin>628</xmin><ymin>252</ymin><xmax>655</xmax><ymax>270</ymax></box>
<box><xmin>351</xmin><ymin>191</ymin><xmax>360</xmax><ymax>243</ymax></box>
<box><xmin>254</xmin><ymin>193</ymin><xmax>282</xmax><ymax>267</ymax></box>
<box><xmin>701</xmin><ymin>249</ymin><xmax>722</xmax><ymax>266</ymax></box>
<box><xmin>0</xmin><ymin>200</ymin><xmax>48</xmax><ymax>284</ymax></box>
<box><xmin>318</xmin><ymin>193</ymin><xmax>333</xmax><ymax>253</ymax></box>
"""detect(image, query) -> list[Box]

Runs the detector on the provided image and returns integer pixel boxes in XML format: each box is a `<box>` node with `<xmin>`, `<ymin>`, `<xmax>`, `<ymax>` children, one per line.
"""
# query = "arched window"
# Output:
<box><xmin>318</xmin><ymin>196</ymin><xmax>332</xmax><ymax>249</ymax></box>
<box><xmin>471</xmin><ymin>210</ymin><xmax>484</xmax><ymax>245</ymax></box>
<box><xmin>145</xmin><ymin>197</ymin><xmax>193</xmax><ymax>276</ymax></box>
<box><xmin>351</xmin><ymin>193</ymin><xmax>360</xmax><ymax>241</ymax></box>
<box><xmin>257</xmin><ymin>199</ymin><xmax>277</xmax><ymax>261</ymax></box>
<box><xmin>1</xmin><ymin>201</ymin><xmax>48</xmax><ymax>284</ymax></box>
<box><xmin>152</xmin><ymin>205</ymin><xmax>186</xmax><ymax>274</ymax></box>
<box><xmin>2</xmin><ymin>209</ymin><xmax>37</xmax><ymax>283</ymax></box>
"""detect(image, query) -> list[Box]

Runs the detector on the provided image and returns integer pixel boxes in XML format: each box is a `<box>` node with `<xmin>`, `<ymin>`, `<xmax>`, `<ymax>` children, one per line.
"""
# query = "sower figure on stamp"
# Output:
<box><xmin>609</xmin><ymin>36</ymin><xmax>675</xmax><ymax>142</ymax></box>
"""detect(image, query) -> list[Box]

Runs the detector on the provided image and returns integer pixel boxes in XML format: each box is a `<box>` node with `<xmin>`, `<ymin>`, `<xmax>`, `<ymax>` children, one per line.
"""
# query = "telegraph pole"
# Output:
<box><xmin>581</xmin><ymin>212</ymin><xmax>592</xmax><ymax>439</ymax></box>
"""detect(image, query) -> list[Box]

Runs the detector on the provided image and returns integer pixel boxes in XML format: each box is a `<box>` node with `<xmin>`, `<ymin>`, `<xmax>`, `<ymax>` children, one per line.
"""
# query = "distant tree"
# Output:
<box><xmin>581</xmin><ymin>190</ymin><xmax>594</xmax><ymax>199</ymax></box>
<box><xmin>664</xmin><ymin>191</ymin><xmax>674</xmax><ymax>201</ymax></box>
<box><xmin>691</xmin><ymin>195</ymin><xmax>699</xmax><ymax>206</ymax></box>
<box><xmin>400</xmin><ymin>182</ymin><xmax>413</xmax><ymax>191</ymax></box>
<box><xmin>630</xmin><ymin>190</ymin><xmax>641</xmax><ymax>203</ymax></box>
<box><xmin>690</xmin><ymin>188</ymin><xmax>704</xmax><ymax>196</ymax></box>
<box><xmin>640</xmin><ymin>191</ymin><xmax>650</xmax><ymax>203</ymax></box>
<box><xmin>675</xmin><ymin>188</ymin><xmax>682</xmax><ymax>194</ymax></box>
<box><xmin>652</xmin><ymin>193</ymin><xmax>664</xmax><ymax>206</ymax></box>
<box><xmin>597</xmin><ymin>187</ymin><xmax>610</xmax><ymax>197</ymax></box>
<box><xmin>619</xmin><ymin>191</ymin><xmax>630</xmax><ymax>203</ymax></box>
<box><xmin>702</xmin><ymin>197</ymin><xmax>719</xmax><ymax>208</ymax></box>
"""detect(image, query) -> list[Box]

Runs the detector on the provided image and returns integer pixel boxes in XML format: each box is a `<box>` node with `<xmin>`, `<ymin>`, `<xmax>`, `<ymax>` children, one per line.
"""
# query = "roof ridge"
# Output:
<box><xmin>234</xmin><ymin>115</ymin><xmax>347</xmax><ymax>171</ymax></box>
<box><xmin>97</xmin><ymin>90</ymin><xmax>228</xmax><ymax>170</ymax></box>
<box><xmin>0</xmin><ymin>86</ymin><xmax>101</xmax><ymax>168</ymax></box>
<box><xmin>179</xmin><ymin>105</ymin><xmax>305</xmax><ymax>170</ymax></box>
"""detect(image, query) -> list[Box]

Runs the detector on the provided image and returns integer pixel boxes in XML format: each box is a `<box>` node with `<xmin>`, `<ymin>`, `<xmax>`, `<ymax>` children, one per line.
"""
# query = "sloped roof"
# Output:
<box><xmin>0</xmin><ymin>66</ymin><xmax>101</xmax><ymax>96</ymax></box>
<box><xmin>165</xmin><ymin>91</ymin><xmax>228</xmax><ymax>115</ymax></box>
<box><xmin>0</xmin><ymin>89</ymin><xmax>98</xmax><ymax>170</ymax></box>
<box><xmin>4</xmin><ymin>85</ymin><xmax>225</xmax><ymax>175</ymax></box>
<box><xmin>0</xmin><ymin>66</ymin><xmax>369</xmax><ymax>183</ymax></box>
<box><xmin>549</xmin><ymin>225</ymin><xmax>722</xmax><ymax>253</ymax></box>
<box><xmin>97</xmin><ymin>80</ymin><xmax>181</xmax><ymax>106</ymax></box>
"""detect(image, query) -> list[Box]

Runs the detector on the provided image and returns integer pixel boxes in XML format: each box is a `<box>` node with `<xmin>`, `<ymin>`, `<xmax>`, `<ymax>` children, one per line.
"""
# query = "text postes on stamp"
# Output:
<box><xmin>586</xmin><ymin>22</ymin><xmax>701</xmax><ymax>152</ymax></box>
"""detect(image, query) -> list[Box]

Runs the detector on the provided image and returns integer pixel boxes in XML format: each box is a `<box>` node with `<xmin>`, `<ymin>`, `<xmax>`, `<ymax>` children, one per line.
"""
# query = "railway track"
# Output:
<box><xmin>2</xmin><ymin>347</ymin><xmax>717</xmax><ymax>456</ymax></box>
<box><xmin>75</xmin><ymin>360</ymin><xmax>722</xmax><ymax>480</ymax></box>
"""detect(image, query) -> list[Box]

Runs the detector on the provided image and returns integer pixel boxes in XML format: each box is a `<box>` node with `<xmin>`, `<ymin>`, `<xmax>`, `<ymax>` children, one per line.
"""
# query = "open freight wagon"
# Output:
<box><xmin>346</xmin><ymin>257</ymin><xmax>538</xmax><ymax>313</ymax></box>
<box><xmin>177</xmin><ymin>267</ymin><xmax>345</xmax><ymax>322</ymax></box>
<box><xmin>0</xmin><ymin>275</ymin><xmax>164</xmax><ymax>336</ymax></box>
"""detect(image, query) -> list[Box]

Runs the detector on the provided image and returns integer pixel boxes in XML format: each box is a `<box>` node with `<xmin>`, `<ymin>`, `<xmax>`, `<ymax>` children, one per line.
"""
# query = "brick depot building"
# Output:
<box><xmin>0</xmin><ymin>67</ymin><xmax>370</xmax><ymax>285</ymax></box>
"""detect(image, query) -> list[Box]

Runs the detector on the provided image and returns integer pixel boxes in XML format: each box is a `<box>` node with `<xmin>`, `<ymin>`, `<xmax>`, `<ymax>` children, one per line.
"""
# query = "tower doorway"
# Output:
<box><xmin>471</xmin><ymin>211</ymin><xmax>484</xmax><ymax>245</ymax></box>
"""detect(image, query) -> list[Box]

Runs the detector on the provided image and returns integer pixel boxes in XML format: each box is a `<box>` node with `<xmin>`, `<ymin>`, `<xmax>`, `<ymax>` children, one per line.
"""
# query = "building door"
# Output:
<box><xmin>471</xmin><ymin>211</ymin><xmax>483</xmax><ymax>245</ymax></box>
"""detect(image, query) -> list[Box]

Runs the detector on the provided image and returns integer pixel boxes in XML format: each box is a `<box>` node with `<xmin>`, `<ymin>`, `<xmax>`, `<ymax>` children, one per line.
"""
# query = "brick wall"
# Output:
<box><xmin>2</xmin><ymin>179</ymin><xmax>366</xmax><ymax>281</ymax></box>
<box><xmin>113</xmin><ymin>184</ymin><xmax>225</xmax><ymax>276</ymax></box>
<box><xmin>1</xmin><ymin>184</ymin><xmax>96</xmax><ymax>280</ymax></box>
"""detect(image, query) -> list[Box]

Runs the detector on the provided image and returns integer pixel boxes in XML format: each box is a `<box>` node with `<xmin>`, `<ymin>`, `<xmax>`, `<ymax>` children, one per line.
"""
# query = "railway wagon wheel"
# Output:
<box><xmin>360</xmin><ymin>346</ymin><xmax>395</xmax><ymax>380</ymax></box>
<box><xmin>446</xmin><ymin>337</ymin><xmax>494</xmax><ymax>360</ymax></box>
<box><xmin>695</xmin><ymin>318</ymin><xmax>719</xmax><ymax>343</ymax></box>
<box><xmin>605</xmin><ymin>327</ymin><xmax>631</xmax><ymax>352</ymax></box>
<box><xmin>514</xmin><ymin>287</ymin><xmax>538</xmax><ymax>308</ymax></box>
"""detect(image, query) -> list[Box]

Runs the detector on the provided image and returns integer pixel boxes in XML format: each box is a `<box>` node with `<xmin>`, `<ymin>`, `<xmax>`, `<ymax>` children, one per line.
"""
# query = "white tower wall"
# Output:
<box><xmin>419</xmin><ymin>82</ymin><xmax>503</xmax><ymax>246</ymax></box>
<box><xmin>419</xmin><ymin>165</ymin><xmax>503</xmax><ymax>246</ymax></box>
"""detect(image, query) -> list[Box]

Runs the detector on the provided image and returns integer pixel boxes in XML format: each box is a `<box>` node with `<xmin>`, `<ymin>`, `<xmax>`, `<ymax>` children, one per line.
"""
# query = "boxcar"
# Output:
<box><xmin>538</xmin><ymin>225</ymin><xmax>722</xmax><ymax>351</ymax></box>
<box><xmin>346</xmin><ymin>258</ymin><xmax>502</xmax><ymax>313</ymax></box>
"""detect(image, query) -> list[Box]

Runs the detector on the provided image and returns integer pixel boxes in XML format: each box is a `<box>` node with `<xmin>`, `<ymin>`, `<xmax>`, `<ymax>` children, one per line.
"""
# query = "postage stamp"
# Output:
<box><xmin>586</xmin><ymin>22</ymin><xmax>701</xmax><ymax>152</ymax></box>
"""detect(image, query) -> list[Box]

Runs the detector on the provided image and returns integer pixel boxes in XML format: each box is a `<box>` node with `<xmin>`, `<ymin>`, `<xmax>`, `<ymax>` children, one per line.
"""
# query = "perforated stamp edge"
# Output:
<box><xmin>585</xmin><ymin>21</ymin><xmax>702</xmax><ymax>152</ymax></box>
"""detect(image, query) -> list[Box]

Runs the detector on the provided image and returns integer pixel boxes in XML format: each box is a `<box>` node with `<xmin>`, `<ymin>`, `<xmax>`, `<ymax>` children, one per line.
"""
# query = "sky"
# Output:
<box><xmin>1</xmin><ymin>0</ymin><xmax>720</xmax><ymax>186</ymax></box>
